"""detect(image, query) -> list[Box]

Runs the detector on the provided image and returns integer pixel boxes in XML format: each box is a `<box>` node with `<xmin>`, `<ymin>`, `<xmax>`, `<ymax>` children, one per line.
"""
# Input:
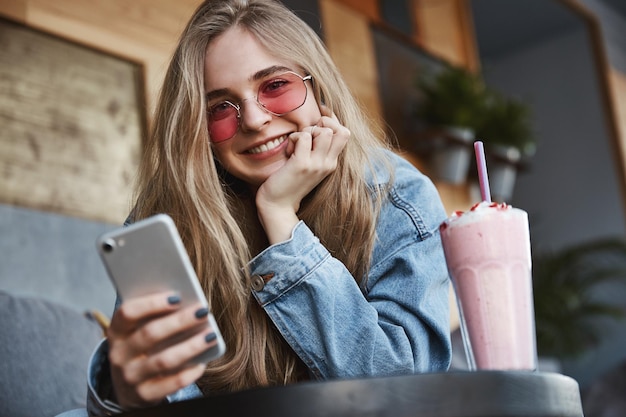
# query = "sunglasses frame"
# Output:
<box><xmin>207</xmin><ymin>71</ymin><xmax>313</xmax><ymax>143</ymax></box>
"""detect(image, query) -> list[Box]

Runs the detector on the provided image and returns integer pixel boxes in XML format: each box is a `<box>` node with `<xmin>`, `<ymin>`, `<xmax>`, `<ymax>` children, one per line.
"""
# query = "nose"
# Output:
<box><xmin>239</xmin><ymin>97</ymin><xmax>272</xmax><ymax>133</ymax></box>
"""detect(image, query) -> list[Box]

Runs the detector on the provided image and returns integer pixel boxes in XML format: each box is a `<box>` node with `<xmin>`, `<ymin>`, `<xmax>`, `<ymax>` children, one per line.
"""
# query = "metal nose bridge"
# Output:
<box><xmin>237</xmin><ymin>96</ymin><xmax>268</xmax><ymax>116</ymax></box>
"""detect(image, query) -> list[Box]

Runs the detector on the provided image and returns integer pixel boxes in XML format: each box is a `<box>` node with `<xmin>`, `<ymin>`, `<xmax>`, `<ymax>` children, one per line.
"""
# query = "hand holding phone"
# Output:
<box><xmin>96</xmin><ymin>214</ymin><xmax>226</xmax><ymax>364</ymax></box>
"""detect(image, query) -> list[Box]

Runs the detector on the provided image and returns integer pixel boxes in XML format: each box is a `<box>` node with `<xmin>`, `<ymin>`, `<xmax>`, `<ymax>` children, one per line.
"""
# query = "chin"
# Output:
<box><xmin>240</xmin><ymin>162</ymin><xmax>286</xmax><ymax>188</ymax></box>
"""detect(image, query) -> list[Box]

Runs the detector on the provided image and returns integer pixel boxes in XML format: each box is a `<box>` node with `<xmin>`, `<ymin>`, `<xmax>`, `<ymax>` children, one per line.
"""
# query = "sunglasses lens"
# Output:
<box><xmin>208</xmin><ymin>103</ymin><xmax>238</xmax><ymax>143</ymax></box>
<box><xmin>259</xmin><ymin>72</ymin><xmax>308</xmax><ymax>115</ymax></box>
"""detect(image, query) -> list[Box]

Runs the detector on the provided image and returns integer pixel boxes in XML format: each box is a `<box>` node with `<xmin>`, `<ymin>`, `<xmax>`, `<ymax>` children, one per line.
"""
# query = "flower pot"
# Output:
<box><xmin>485</xmin><ymin>145</ymin><xmax>521</xmax><ymax>202</ymax></box>
<box><xmin>428</xmin><ymin>127</ymin><xmax>474</xmax><ymax>185</ymax></box>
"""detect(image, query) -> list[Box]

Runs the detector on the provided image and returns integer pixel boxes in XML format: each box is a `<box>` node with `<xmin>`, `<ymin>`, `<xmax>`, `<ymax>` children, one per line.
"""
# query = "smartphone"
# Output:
<box><xmin>96</xmin><ymin>213</ymin><xmax>226</xmax><ymax>364</ymax></box>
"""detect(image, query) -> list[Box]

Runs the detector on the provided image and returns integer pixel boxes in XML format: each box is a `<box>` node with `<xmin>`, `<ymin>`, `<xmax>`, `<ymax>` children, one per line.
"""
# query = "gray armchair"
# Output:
<box><xmin>0</xmin><ymin>292</ymin><xmax>104</xmax><ymax>417</ymax></box>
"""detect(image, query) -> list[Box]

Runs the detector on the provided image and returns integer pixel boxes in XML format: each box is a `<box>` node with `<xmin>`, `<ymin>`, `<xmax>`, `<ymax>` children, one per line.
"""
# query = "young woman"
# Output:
<box><xmin>83</xmin><ymin>0</ymin><xmax>452</xmax><ymax>414</ymax></box>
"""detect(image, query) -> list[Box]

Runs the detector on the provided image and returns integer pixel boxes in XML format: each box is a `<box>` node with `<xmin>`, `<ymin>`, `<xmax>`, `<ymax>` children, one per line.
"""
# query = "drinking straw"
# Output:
<box><xmin>474</xmin><ymin>141</ymin><xmax>491</xmax><ymax>202</ymax></box>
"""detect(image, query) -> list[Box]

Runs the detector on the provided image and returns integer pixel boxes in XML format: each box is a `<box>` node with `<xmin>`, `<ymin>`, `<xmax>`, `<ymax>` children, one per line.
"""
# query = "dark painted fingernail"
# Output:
<box><xmin>167</xmin><ymin>295</ymin><xmax>181</xmax><ymax>305</ymax></box>
<box><xmin>195</xmin><ymin>307</ymin><xmax>209</xmax><ymax>319</ymax></box>
<box><xmin>205</xmin><ymin>332</ymin><xmax>217</xmax><ymax>343</ymax></box>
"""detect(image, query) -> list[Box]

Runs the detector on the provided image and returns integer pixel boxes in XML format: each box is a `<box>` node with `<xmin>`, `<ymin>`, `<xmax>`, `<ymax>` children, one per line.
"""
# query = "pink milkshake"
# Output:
<box><xmin>440</xmin><ymin>201</ymin><xmax>537</xmax><ymax>370</ymax></box>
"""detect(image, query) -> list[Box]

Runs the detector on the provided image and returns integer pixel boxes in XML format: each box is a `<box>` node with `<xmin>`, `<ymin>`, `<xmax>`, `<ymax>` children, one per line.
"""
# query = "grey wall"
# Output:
<box><xmin>0</xmin><ymin>203</ymin><xmax>117</xmax><ymax>316</ymax></box>
<box><xmin>480</xmin><ymin>24</ymin><xmax>626</xmax><ymax>389</ymax></box>
<box><xmin>485</xmin><ymin>28</ymin><xmax>625</xmax><ymax>250</ymax></box>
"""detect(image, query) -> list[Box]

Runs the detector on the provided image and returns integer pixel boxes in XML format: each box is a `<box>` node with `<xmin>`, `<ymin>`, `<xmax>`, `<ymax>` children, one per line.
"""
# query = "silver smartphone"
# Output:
<box><xmin>96</xmin><ymin>213</ymin><xmax>226</xmax><ymax>364</ymax></box>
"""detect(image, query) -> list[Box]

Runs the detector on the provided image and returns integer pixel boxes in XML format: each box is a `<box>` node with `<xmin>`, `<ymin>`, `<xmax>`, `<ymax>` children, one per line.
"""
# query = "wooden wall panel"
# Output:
<box><xmin>330</xmin><ymin>0</ymin><xmax>380</xmax><ymax>22</ymax></box>
<box><xmin>0</xmin><ymin>0</ymin><xmax>201</xmax><ymax>223</ymax></box>
<box><xmin>609</xmin><ymin>69</ymin><xmax>626</xmax><ymax>177</ymax></box>
<box><xmin>319</xmin><ymin>0</ymin><xmax>383</xmax><ymax>123</ymax></box>
<box><xmin>412</xmin><ymin>0</ymin><xmax>479</xmax><ymax>71</ymax></box>
<box><xmin>0</xmin><ymin>19</ymin><xmax>142</xmax><ymax>223</ymax></box>
<box><xmin>0</xmin><ymin>0</ymin><xmax>25</xmax><ymax>20</ymax></box>
<box><xmin>0</xmin><ymin>0</ymin><xmax>200</xmax><ymax>117</ymax></box>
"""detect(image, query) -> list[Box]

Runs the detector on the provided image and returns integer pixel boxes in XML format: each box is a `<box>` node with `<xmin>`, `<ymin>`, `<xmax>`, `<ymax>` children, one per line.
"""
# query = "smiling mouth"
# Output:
<box><xmin>246</xmin><ymin>135</ymin><xmax>287</xmax><ymax>154</ymax></box>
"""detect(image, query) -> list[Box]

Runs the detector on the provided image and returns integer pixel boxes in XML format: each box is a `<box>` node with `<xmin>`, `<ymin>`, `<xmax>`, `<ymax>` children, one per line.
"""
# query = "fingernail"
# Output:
<box><xmin>195</xmin><ymin>307</ymin><xmax>209</xmax><ymax>319</ymax></box>
<box><xmin>205</xmin><ymin>332</ymin><xmax>217</xmax><ymax>343</ymax></box>
<box><xmin>167</xmin><ymin>295</ymin><xmax>181</xmax><ymax>305</ymax></box>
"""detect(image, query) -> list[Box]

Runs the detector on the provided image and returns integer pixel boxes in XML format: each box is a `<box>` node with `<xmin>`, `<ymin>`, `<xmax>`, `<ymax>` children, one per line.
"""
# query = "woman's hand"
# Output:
<box><xmin>255</xmin><ymin>106</ymin><xmax>350</xmax><ymax>244</ymax></box>
<box><xmin>107</xmin><ymin>292</ymin><xmax>217</xmax><ymax>409</ymax></box>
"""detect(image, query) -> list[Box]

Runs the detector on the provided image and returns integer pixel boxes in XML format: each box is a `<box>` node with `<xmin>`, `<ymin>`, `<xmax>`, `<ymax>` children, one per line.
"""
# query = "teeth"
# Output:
<box><xmin>248</xmin><ymin>136</ymin><xmax>286</xmax><ymax>154</ymax></box>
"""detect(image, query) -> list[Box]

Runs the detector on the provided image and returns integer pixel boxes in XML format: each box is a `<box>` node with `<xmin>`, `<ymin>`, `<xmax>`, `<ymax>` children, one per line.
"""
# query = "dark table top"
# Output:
<box><xmin>120</xmin><ymin>371</ymin><xmax>583</xmax><ymax>417</ymax></box>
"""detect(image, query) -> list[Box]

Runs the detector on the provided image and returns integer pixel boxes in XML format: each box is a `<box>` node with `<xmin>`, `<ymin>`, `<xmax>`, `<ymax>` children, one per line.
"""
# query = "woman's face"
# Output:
<box><xmin>204</xmin><ymin>27</ymin><xmax>321</xmax><ymax>188</ymax></box>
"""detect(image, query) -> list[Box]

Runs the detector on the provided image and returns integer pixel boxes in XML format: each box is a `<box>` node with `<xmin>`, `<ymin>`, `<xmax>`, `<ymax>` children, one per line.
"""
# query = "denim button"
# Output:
<box><xmin>251</xmin><ymin>274</ymin><xmax>265</xmax><ymax>291</ymax></box>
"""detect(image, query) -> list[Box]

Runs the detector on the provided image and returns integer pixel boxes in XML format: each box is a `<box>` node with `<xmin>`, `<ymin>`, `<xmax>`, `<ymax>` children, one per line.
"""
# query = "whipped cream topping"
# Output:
<box><xmin>452</xmin><ymin>201</ymin><xmax>510</xmax><ymax>218</ymax></box>
<box><xmin>440</xmin><ymin>201</ymin><xmax>514</xmax><ymax>230</ymax></box>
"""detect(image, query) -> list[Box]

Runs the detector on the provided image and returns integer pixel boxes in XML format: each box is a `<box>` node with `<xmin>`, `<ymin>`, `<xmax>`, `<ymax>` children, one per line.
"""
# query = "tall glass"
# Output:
<box><xmin>440</xmin><ymin>202</ymin><xmax>537</xmax><ymax>370</ymax></box>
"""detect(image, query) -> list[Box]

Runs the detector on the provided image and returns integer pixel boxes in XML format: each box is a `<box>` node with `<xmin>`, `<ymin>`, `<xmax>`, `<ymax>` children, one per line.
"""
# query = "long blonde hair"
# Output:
<box><xmin>133</xmin><ymin>0</ymin><xmax>394</xmax><ymax>392</ymax></box>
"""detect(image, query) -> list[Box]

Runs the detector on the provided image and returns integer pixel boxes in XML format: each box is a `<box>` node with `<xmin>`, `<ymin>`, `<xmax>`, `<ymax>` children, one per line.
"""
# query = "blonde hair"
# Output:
<box><xmin>133</xmin><ymin>0</ymin><xmax>394</xmax><ymax>392</ymax></box>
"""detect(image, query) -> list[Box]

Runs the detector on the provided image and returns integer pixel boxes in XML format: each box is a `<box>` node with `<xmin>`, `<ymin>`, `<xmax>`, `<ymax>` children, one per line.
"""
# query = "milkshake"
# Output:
<box><xmin>440</xmin><ymin>201</ymin><xmax>537</xmax><ymax>370</ymax></box>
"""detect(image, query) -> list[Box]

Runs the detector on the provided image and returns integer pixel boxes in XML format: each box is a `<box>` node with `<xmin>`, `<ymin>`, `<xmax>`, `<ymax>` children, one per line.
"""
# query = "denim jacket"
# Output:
<box><xmin>84</xmin><ymin>150</ymin><xmax>452</xmax><ymax>416</ymax></box>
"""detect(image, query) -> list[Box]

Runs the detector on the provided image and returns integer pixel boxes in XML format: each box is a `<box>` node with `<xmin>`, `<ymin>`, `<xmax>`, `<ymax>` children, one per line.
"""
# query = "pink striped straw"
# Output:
<box><xmin>474</xmin><ymin>141</ymin><xmax>491</xmax><ymax>202</ymax></box>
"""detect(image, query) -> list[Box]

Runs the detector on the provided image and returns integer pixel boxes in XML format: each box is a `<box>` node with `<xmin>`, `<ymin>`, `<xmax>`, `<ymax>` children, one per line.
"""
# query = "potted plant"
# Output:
<box><xmin>533</xmin><ymin>238</ymin><xmax>626</xmax><ymax>362</ymax></box>
<box><xmin>414</xmin><ymin>64</ymin><xmax>488</xmax><ymax>184</ymax></box>
<box><xmin>474</xmin><ymin>91</ymin><xmax>536</xmax><ymax>202</ymax></box>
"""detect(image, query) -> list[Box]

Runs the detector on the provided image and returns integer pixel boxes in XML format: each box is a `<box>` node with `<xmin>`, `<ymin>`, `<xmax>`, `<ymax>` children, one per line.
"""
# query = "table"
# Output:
<box><xmin>120</xmin><ymin>371</ymin><xmax>583</xmax><ymax>417</ymax></box>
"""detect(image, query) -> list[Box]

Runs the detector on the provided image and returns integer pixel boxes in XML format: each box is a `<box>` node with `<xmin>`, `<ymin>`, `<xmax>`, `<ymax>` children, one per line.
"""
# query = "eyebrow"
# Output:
<box><xmin>205</xmin><ymin>65</ymin><xmax>295</xmax><ymax>102</ymax></box>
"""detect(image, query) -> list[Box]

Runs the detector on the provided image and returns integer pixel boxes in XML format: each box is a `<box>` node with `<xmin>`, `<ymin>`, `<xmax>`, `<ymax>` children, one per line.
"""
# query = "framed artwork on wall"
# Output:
<box><xmin>0</xmin><ymin>17</ymin><xmax>145</xmax><ymax>224</ymax></box>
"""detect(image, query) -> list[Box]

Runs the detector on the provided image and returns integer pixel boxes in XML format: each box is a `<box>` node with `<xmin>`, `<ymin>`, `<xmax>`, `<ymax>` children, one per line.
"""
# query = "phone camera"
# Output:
<box><xmin>102</xmin><ymin>239</ymin><xmax>116</xmax><ymax>253</ymax></box>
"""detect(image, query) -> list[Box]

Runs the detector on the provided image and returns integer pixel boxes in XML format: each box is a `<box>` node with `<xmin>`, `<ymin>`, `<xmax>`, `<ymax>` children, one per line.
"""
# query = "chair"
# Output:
<box><xmin>0</xmin><ymin>291</ymin><xmax>104</xmax><ymax>417</ymax></box>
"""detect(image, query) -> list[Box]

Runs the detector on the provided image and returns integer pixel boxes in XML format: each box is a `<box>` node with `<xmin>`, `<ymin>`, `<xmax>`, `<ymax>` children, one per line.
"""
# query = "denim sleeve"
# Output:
<box><xmin>84</xmin><ymin>340</ymin><xmax>203</xmax><ymax>416</ymax></box>
<box><xmin>248</xmin><ymin>157</ymin><xmax>452</xmax><ymax>380</ymax></box>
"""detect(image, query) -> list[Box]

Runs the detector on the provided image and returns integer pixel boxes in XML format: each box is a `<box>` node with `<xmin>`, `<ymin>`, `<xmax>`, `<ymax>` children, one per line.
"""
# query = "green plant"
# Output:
<box><xmin>533</xmin><ymin>238</ymin><xmax>626</xmax><ymax>359</ymax></box>
<box><xmin>414</xmin><ymin>64</ymin><xmax>487</xmax><ymax>129</ymax></box>
<box><xmin>476</xmin><ymin>92</ymin><xmax>536</xmax><ymax>157</ymax></box>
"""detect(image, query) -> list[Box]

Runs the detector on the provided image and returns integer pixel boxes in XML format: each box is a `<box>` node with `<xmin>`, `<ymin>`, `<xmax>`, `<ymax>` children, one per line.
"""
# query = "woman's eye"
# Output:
<box><xmin>262</xmin><ymin>79</ymin><xmax>291</xmax><ymax>96</ymax></box>
<box><xmin>208</xmin><ymin>102</ymin><xmax>236</xmax><ymax>120</ymax></box>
